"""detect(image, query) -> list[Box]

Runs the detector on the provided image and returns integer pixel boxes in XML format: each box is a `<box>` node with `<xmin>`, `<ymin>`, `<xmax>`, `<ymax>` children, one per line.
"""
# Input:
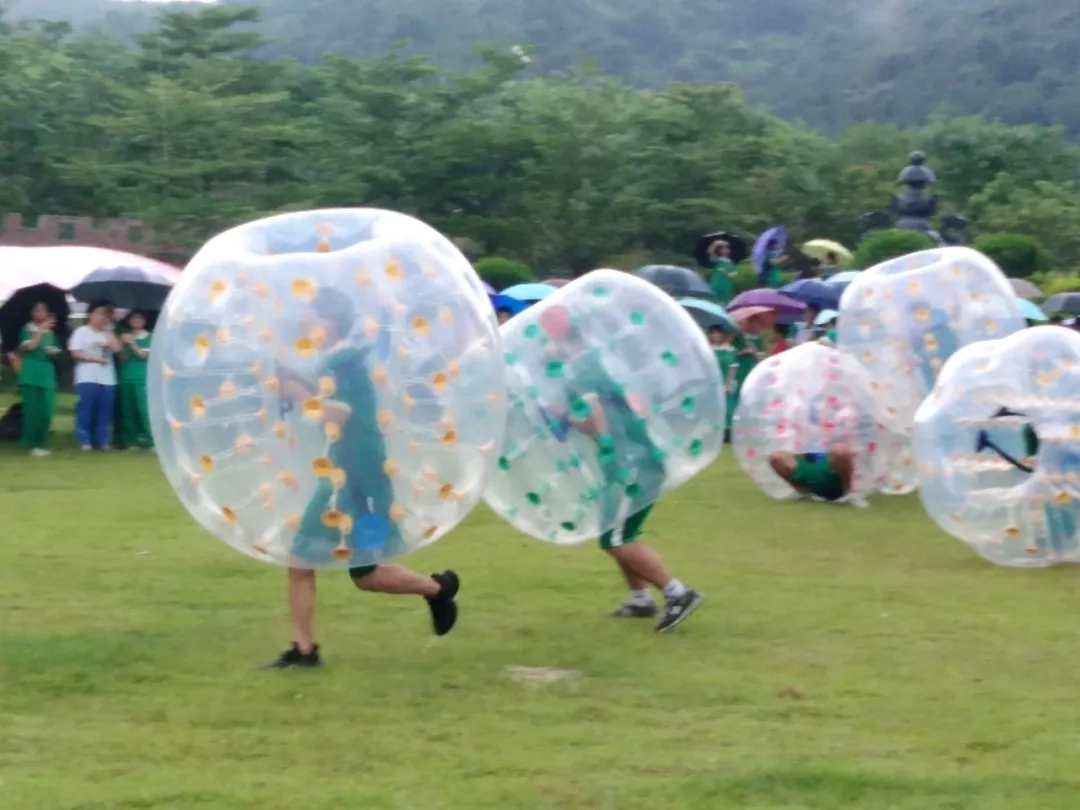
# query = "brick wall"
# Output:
<box><xmin>0</xmin><ymin>214</ymin><xmax>182</xmax><ymax>259</ymax></box>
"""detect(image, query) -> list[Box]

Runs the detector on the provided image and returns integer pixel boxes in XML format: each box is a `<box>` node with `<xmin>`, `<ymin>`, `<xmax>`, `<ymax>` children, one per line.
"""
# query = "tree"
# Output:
<box><xmin>852</xmin><ymin>230</ymin><xmax>935</xmax><ymax>269</ymax></box>
<box><xmin>973</xmin><ymin>233</ymin><xmax>1051</xmax><ymax>278</ymax></box>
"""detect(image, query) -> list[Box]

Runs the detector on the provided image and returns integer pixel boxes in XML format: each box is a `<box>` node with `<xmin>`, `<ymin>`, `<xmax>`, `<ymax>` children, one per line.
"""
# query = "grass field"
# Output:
<box><xmin>3</xmin><ymin>395</ymin><xmax>1080</xmax><ymax>809</ymax></box>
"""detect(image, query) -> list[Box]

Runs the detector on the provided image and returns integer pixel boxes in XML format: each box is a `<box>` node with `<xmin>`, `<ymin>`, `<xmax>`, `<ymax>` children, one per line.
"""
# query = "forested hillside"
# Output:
<box><xmin>5</xmin><ymin>0</ymin><xmax>1080</xmax><ymax>136</ymax></box>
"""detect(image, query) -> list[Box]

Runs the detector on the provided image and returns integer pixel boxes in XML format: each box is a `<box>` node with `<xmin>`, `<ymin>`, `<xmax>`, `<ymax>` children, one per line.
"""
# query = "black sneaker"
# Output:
<box><xmin>655</xmin><ymin>590</ymin><xmax>704</xmax><ymax>633</ymax></box>
<box><xmin>608</xmin><ymin>600</ymin><xmax>658</xmax><ymax>618</ymax></box>
<box><xmin>262</xmin><ymin>643</ymin><xmax>322</xmax><ymax>669</ymax></box>
<box><xmin>427</xmin><ymin>570</ymin><xmax>460</xmax><ymax>636</ymax></box>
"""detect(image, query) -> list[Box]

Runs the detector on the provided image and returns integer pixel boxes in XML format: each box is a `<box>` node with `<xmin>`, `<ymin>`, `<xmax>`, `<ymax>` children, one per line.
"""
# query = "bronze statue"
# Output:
<box><xmin>859</xmin><ymin>151</ymin><xmax>970</xmax><ymax>246</ymax></box>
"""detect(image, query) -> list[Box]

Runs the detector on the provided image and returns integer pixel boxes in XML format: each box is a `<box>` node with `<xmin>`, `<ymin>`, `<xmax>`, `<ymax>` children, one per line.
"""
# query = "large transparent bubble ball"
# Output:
<box><xmin>148</xmin><ymin>208</ymin><xmax>506</xmax><ymax>569</ymax></box>
<box><xmin>483</xmin><ymin>269</ymin><xmax>725</xmax><ymax>545</ymax></box>
<box><xmin>914</xmin><ymin>326</ymin><xmax>1080</xmax><ymax>567</ymax></box>
<box><xmin>837</xmin><ymin>246</ymin><xmax>1026</xmax><ymax>433</ymax></box>
<box><xmin>732</xmin><ymin>342</ymin><xmax>913</xmax><ymax>500</ymax></box>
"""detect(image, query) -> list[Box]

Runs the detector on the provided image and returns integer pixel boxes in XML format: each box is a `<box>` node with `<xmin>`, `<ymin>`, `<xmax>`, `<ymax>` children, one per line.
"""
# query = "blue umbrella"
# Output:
<box><xmin>823</xmin><ymin>270</ymin><xmax>861</xmax><ymax>286</ymax></box>
<box><xmin>780</xmin><ymin>279</ymin><xmax>842</xmax><ymax>310</ymax></box>
<box><xmin>814</xmin><ymin>309</ymin><xmax>838</xmax><ymax>326</ymax></box>
<box><xmin>502</xmin><ymin>282</ymin><xmax>557</xmax><ymax>302</ymax></box>
<box><xmin>1017</xmin><ymin>298</ymin><xmax>1048</xmax><ymax>322</ymax></box>
<box><xmin>490</xmin><ymin>293</ymin><xmax>528</xmax><ymax>316</ymax></box>
<box><xmin>752</xmin><ymin>226</ymin><xmax>786</xmax><ymax>275</ymax></box>
<box><xmin>677</xmin><ymin>298</ymin><xmax>741</xmax><ymax>334</ymax></box>
<box><xmin>634</xmin><ymin>265</ymin><xmax>711</xmax><ymax>297</ymax></box>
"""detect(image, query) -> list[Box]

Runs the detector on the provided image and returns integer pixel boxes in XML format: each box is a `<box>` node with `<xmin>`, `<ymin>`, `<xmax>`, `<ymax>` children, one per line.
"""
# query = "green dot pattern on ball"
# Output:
<box><xmin>526</xmin><ymin>492</ymin><xmax>541</xmax><ymax>505</ymax></box>
<box><xmin>545</xmin><ymin>360</ymin><xmax>565</xmax><ymax>379</ymax></box>
<box><xmin>560</xmin><ymin>521</ymin><xmax>576</xmax><ymax>531</ymax></box>
<box><xmin>571</xmin><ymin>398</ymin><xmax>592</xmax><ymax>419</ymax></box>
<box><xmin>688</xmin><ymin>438</ymin><xmax>704</xmax><ymax>456</ymax></box>
<box><xmin>592</xmin><ymin>286</ymin><xmax>609</xmax><ymax>297</ymax></box>
<box><xmin>662</xmin><ymin>351</ymin><xmax>678</xmax><ymax>367</ymax></box>
<box><xmin>629</xmin><ymin>312</ymin><xmax>645</xmax><ymax>325</ymax></box>
<box><xmin>505</xmin><ymin>351</ymin><xmax>519</xmax><ymax>364</ymax></box>
<box><xmin>681</xmin><ymin>396</ymin><xmax>696</xmax><ymax>416</ymax></box>
<box><xmin>524</xmin><ymin>324</ymin><xmax>541</xmax><ymax>339</ymax></box>
<box><xmin>625</xmin><ymin>483</ymin><xmax>641</xmax><ymax>498</ymax></box>
<box><xmin>498</xmin><ymin>456</ymin><xmax>511</xmax><ymax>471</ymax></box>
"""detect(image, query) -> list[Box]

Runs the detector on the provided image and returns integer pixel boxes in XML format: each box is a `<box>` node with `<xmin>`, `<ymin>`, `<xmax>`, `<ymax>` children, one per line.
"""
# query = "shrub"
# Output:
<box><xmin>973</xmin><ymin>233</ymin><xmax>1050</xmax><ymax>278</ymax></box>
<box><xmin>852</xmin><ymin>229</ymin><xmax>936</xmax><ymax>269</ymax></box>
<box><xmin>473</xmin><ymin>257</ymin><xmax>533</xmax><ymax>290</ymax></box>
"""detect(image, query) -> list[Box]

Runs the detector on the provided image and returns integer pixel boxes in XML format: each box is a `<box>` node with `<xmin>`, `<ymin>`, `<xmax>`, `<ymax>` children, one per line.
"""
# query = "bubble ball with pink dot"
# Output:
<box><xmin>836</xmin><ymin>246</ymin><xmax>1026</xmax><ymax>433</ymax></box>
<box><xmin>732</xmin><ymin>341</ymin><xmax>908</xmax><ymax>501</ymax></box>
<box><xmin>914</xmin><ymin>327</ymin><xmax>1080</xmax><ymax>568</ymax></box>
<box><xmin>147</xmin><ymin>208</ymin><xmax>506</xmax><ymax>569</ymax></box>
<box><xmin>483</xmin><ymin>270</ymin><xmax>725</xmax><ymax>545</ymax></box>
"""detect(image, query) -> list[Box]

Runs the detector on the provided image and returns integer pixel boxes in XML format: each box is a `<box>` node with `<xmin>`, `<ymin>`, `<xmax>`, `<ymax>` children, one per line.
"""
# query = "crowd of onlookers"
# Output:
<box><xmin>7</xmin><ymin>300</ymin><xmax>153</xmax><ymax>456</ymax></box>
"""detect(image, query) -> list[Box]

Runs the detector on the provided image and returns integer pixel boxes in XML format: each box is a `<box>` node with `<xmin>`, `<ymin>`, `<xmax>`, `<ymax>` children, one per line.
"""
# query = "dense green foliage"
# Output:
<box><xmin>972</xmin><ymin>233</ymin><xmax>1051</xmax><ymax>279</ymax></box>
<box><xmin>8</xmin><ymin>0</ymin><xmax>1080</xmax><ymax>138</ymax></box>
<box><xmin>852</xmin><ymin>230</ymin><xmax>937</xmax><ymax>270</ymax></box>
<box><xmin>1</xmin><ymin>5</ymin><xmax>1079</xmax><ymax>276</ymax></box>
<box><xmin>472</xmin><ymin>257</ymin><xmax>533</xmax><ymax>288</ymax></box>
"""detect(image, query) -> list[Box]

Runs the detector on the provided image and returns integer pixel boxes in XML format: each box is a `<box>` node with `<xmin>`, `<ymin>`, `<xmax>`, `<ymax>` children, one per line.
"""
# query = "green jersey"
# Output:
<box><xmin>710</xmin><ymin>258</ymin><xmax>736</xmax><ymax>304</ymax></box>
<box><xmin>765</xmin><ymin>250</ymin><xmax>784</xmax><ymax>289</ymax></box>
<box><xmin>713</xmin><ymin>346</ymin><xmax>737</xmax><ymax>384</ymax></box>
<box><xmin>16</xmin><ymin>326</ymin><xmax>58</xmax><ymax>389</ymax></box>
<box><xmin>120</xmin><ymin>331</ymin><xmax>152</xmax><ymax>383</ymax></box>
<box><xmin>732</xmin><ymin>334</ymin><xmax>765</xmax><ymax>387</ymax></box>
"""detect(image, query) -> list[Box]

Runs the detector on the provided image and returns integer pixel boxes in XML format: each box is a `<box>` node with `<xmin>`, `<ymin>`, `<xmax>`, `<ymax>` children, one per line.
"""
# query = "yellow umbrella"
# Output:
<box><xmin>802</xmin><ymin>239</ymin><xmax>853</xmax><ymax>267</ymax></box>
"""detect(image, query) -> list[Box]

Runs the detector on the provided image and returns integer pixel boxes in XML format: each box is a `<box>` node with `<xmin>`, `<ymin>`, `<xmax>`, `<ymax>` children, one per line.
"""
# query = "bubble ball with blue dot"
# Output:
<box><xmin>148</xmin><ymin>208</ymin><xmax>506</xmax><ymax>568</ymax></box>
<box><xmin>837</xmin><ymin>246</ymin><xmax>1026</xmax><ymax>433</ymax></box>
<box><xmin>914</xmin><ymin>326</ymin><xmax>1080</xmax><ymax>567</ymax></box>
<box><xmin>483</xmin><ymin>270</ymin><xmax>725</xmax><ymax>545</ymax></box>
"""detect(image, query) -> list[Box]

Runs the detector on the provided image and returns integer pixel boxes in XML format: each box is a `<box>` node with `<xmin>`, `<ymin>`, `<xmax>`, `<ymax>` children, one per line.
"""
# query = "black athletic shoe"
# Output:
<box><xmin>262</xmin><ymin>643</ymin><xmax>322</xmax><ymax>669</ymax></box>
<box><xmin>427</xmin><ymin>570</ymin><xmax>460</xmax><ymax>636</ymax></box>
<box><xmin>607</xmin><ymin>600</ymin><xmax>659</xmax><ymax>618</ymax></box>
<box><xmin>655</xmin><ymin>590</ymin><xmax>704</xmax><ymax>633</ymax></box>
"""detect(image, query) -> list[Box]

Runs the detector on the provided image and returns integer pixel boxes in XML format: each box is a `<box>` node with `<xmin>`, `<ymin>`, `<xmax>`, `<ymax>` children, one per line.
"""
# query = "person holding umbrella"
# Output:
<box><xmin>16</xmin><ymin>302</ymin><xmax>61</xmax><ymax>457</ymax></box>
<box><xmin>708</xmin><ymin>240</ymin><xmax>737</xmax><ymax>305</ymax></box>
<box><xmin>118</xmin><ymin>310</ymin><xmax>154</xmax><ymax>450</ymax></box>
<box><xmin>762</xmin><ymin>239</ymin><xmax>789</xmax><ymax>289</ymax></box>
<box><xmin>68</xmin><ymin>300</ymin><xmax>122</xmax><ymax>451</ymax></box>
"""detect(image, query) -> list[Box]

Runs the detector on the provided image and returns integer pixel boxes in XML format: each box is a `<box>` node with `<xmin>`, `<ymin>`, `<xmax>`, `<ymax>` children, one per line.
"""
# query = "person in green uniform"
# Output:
<box><xmin>708</xmin><ymin>325</ymin><xmax>738</xmax><ymax>442</ymax></box>
<box><xmin>16</xmin><ymin>302</ymin><xmax>60</xmax><ymax>457</ymax></box>
<box><xmin>119</xmin><ymin>310</ymin><xmax>153</xmax><ymax>449</ymax></box>
<box><xmin>767</xmin><ymin>445</ymin><xmax>864</xmax><ymax>506</ymax></box>
<box><xmin>708</xmin><ymin>240</ymin><xmax>737</xmax><ymax>305</ymax></box>
<box><xmin>544</xmin><ymin>307</ymin><xmax>704</xmax><ymax>632</ymax></box>
<box><xmin>112</xmin><ymin>313</ymin><xmax>128</xmax><ymax>448</ymax></box>
<box><xmin>266</xmin><ymin>287</ymin><xmax>460</xmax><ymax>669</ymax></box>
<box><xmin>763</xmin><ymin>239</ymin><xmax>788</xmax><ymax>289</ymax></box>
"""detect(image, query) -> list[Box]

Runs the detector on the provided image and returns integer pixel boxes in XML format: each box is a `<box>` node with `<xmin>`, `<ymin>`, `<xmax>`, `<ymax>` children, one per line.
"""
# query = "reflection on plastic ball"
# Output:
<box><xmin>149</xmin><ymin>208</ymin><xmax>505</xmax><ymax>569</ymax></box>
<box><xmin>837</xmin><ymin>246</ymin><xmax>1025</xmax><ymax>433</ymax></box>
<box><xmin>732</xmin><ymin>342</ymin><xmax>912</xmax><ymax>500</ymax></box>
<box><xmin>915</xmin><ymin>326</ymin><xmax>1080</xmax><ymax>567</ymax></box>
<box><xmin>483</xmin><ymin>269</ymin><xmax>724</xmax><ymax>545</ymax></box>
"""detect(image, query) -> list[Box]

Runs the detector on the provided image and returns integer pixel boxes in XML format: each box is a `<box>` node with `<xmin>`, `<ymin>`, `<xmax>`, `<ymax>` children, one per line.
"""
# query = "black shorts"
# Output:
<box><xmin>348</xmin><ymin>565</ymin><xmax>378</xmax><ymax>580</ymax></box>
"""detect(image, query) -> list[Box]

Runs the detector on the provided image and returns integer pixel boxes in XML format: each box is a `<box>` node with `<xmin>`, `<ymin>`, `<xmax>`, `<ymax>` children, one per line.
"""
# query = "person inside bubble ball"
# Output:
<box><xmin>540</xmin><ymin>305</ymin><xmax>704</xmax><ymax>632</ymax></box>
<box><xmin>766</xmin><ymin>445</ymin><xmax>866</xmax><ymax>507</ymax></box>
<box><xmin>265</xmin><ymin>287</ymin><xmax>461</xmax><ymax>669</ymax></box>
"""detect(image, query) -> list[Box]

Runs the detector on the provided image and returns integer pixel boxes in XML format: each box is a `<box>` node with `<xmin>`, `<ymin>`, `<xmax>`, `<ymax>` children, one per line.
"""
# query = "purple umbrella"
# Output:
<box><xmin>728</xmin><ymin>288</ymin><xmax>805</xmax><ymax>316</ymax></box>
<box><xmin>752</xmin><ymin>226</ymin><xmax>787</xmax><ymax>274</ymax></box>
<box><xmin>482</xmin><ymin>280</ymin><xmax>496</xmax><ymax>294</ymax></box>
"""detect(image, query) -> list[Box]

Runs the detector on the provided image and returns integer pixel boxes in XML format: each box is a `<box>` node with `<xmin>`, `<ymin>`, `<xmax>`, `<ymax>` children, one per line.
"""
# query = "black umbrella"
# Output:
<box><xmin>693</xmin><ymin>232</ymin><xmax>748</xmax><ymax>268</ymax></box>
<box><xmin>1043</xmin><ymin>293</ymin><xmax>1080</xmax><ymax>317</ymax></box>
<box><xmin>0</xmin><ymin>284</ymin><xmax>70</xmax><ymax>358</ymax></box>
<box><xmin>633</xmin><ymin>265</ymin><xmax>712</xmax><ymax>298</ymax></box>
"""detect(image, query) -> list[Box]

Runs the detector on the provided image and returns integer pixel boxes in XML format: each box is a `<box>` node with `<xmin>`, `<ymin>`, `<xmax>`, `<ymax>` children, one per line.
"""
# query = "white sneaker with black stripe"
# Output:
<box><xmin>655</xmin><ymin>590</ymin><xmax>704</xmax><ymax>633</ymax></box>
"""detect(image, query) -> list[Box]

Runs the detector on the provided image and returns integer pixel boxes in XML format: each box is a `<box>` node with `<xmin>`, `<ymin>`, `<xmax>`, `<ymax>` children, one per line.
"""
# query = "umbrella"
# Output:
<box><xmin>1017</xmin><ymin>299</ymin><xmax>1048</xmax><ymax>322</ymax></box>
<box><xmin>823</xmin><ymin>270</ymin><xmax>861</xmax><ymax>286</ymax></box>
<box><xmin>543</xmin><ymin>278</ymin><xmax>572</xmax><ymax>288</ymax></box>
<box><xmin>814</xmin><ymin>309</ymin><xmax>839</xmax><ymax>326</ymax></box>
<box><xmin>728</xmin><ymin>288</ymin><xmax>805</xmax><ymax>316</ymax></box>
<box><xmin>1043</xmin><ymin>293</ymin><xmax>1080</xmax><ymax>317</ymax></box>
<box><xmin>0</xmin><ymin>284</ymin><xmax>71</xmax><ymax>355</ymax></box>
<box><xmin>731</xmin><ymin>306</ymin><xmax>776</xmax><ymax>333</ymax></box>
<box><xmin>501</xmin><ymin>282</ymin><xmax>558</xmax><ymax>302</ymax></box>
<box><xmin>752</xmin><ymin>226</ymin><xmax>786</xmax><ymax>273</ymax></box>
<box><xmin>71</xmin><ymin>263</ymin><xmax>182</xmax><ymax>310</ymax></box>
<box><xmin>780</xmin><ymin>279</ymin><xmax>842</xmax><ymax>310</ymax></box>
<box><xmin>490</xmin><ymin>294</ymin><xmax>528</xmax><ymax>317</ymax></box>
<box><xmin>678</xmin><ymin>298</ymin><xmax>740</xmax><ymax>334</ymax></box>
<box><xmin>693</xmin><ymin>232</ymin><xmax>748</xmax><ymax>267</ymax></box>
<box><xmin>481</xmin><ymin>280</ymin><xmax>496</xmax><ymax>295</ymax></box>
<box><xmin>802</xmin><ymin>239</ymin><xmax>853</xmax><ymax>267</ymax></box>
<box><xmin>633</xmin><ymin>265</ymin><xmax>711</xmax><ymax>297</ymax></box>
<box><xmin>1008</xmin><ymin>278</ymin><xmax>1042</xmax><ymax>300</ymax></box>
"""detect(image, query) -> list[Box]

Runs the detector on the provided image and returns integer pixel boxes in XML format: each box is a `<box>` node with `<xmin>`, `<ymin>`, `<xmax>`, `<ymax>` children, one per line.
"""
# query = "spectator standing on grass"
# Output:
<box><xmin>17</xmin><ymin>302</ymin><xmax>61</xmax><ymax>457</ymax></box>
<box><xmin>708</xmin><ymin>240</ymin><xmax>737</xmax><ymax>305</ymax></box>
<box><xmin>119</xmin><ymin>310</ymin><xmax>154</xmax><ymax>449</ymax></box>
<box><xmin>68</xmin><ymin>301</ymin><xmax>121</xmax><ymax>451</ymax></box>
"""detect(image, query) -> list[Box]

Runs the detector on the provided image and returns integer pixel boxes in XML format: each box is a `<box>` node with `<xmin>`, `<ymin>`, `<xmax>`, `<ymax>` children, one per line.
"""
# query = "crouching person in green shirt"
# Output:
<box><xmin>17</xmin><ymin>302</ymin><xmax>60</xmax><ymax>457</ymax></box>
<box><xmin>767</xmin><ymin>445</ymin><xmax>867</xmax><ymax>508</ymax></box>
<box><xmin>119</xmin><ymin>310</ymin><xmax>154</xmax><ymax>449</ymax></box>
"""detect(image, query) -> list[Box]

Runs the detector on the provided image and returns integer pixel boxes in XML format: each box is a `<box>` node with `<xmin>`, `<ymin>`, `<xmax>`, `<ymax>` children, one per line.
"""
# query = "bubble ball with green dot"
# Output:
<box><xmin>483</xmin><ymin>268</ymin><xmax>725</xmax><ymax>545</ymax></box>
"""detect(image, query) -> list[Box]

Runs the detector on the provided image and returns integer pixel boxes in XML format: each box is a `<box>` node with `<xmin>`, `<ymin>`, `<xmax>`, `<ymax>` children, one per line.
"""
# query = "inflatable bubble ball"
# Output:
<box><xmin>148</xmin><ymin>208</ymin><xmax>506</xmax><ymax>569</ymax></box>
<box><xmin>837</xmin><ymin>246</ymin><xmax>1026</xmax><ymax>433</ymax></box>
<box><xmin>732</xmin><ymin>341</ymin><xmax>912</xmax><ymax>501</ymax></box>
<box><xmin>915</xmin><ymin>326</ymin><xmax>1080</xmax><ymax>567</ymax></box>
<box><xmin>483</xmin><ymin>269</ymin><xmax>725</xmax><ymax>545</ymax></box>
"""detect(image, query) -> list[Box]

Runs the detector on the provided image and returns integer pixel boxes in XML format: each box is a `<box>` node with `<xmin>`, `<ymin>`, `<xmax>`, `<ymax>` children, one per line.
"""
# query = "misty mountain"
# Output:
<box><xmin>6</xmin><ymin>0</ymin><xmax>1080</xmax><ymax>136</ymax></box>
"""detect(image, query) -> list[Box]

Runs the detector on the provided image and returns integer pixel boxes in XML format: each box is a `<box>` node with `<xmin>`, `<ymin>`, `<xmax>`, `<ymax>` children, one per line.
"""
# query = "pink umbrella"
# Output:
<box><xmin>543</xmin><ymin>278</ymin><xmax>571</xmax><ymax>288</ymax></box>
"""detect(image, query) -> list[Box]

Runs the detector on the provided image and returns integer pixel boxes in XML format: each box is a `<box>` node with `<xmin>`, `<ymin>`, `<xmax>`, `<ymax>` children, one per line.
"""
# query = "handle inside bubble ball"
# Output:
<box><xmin>976</xmin><ymin>409</ymin><xmax>1036</xmax><ymax>474</ymax></box>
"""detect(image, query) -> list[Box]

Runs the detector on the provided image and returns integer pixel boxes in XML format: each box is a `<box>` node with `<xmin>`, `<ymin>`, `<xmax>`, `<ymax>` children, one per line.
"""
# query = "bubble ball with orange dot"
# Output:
<box><xmin>732</xmin><ymin>341</ymin><xmax>912</xmax><ymax>501</ymax></box>
<box><xmin>914</xmin><ymin>327</ymin><xmax>1080</xmax><ymax>568</ymax></box>
<box><xmin>836</xmin><ymin>246</ymin><xmax>1026</xmax><ymax>434</ymax></box>
<box><xmin>147</xmin><ymin>208</ymin><xmax>506</xmax><ymax>569</ymax></box>
<box><xmin>482</xmin><ymin>269</ymin><xmax>724</xmax><ymax>545</ymax></box>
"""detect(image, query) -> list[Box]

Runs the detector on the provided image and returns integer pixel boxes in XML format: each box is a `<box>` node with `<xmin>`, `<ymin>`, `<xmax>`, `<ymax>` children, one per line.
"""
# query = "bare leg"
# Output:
<box><xmin>615</xmin><ymin>555</ymin><xmax>650</xmax><ymax>591</ymax></box>
<box><xmin>352</xmin><ymin>564</ymin><xmax>440</xmax><ymax>596</ymax></box>
<box><xmin>828</xmin><ymin>444</ymin><xmax>855</xmax><ymax>495</ymax></box>
<box><xmin>288</xmin><ymin>568</ymin><xmax>317</xmax><ymax>654</ymax></box>
<box><xmin>768</xmin><ymin>450</ymin><xmax>807</xmax><ymax>493</ymax></box>
<box><xmin>606</xmin><ymin>543</ymin><xmax>674</xmax><ymax>591</ymax></box>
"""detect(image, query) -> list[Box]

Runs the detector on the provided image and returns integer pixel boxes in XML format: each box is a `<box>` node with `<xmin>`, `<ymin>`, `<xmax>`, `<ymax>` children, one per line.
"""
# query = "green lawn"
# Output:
<box><xmin>3</xmin><ymin>395</ymin><xmax>1080</xmax><ymax>809</ymax></box>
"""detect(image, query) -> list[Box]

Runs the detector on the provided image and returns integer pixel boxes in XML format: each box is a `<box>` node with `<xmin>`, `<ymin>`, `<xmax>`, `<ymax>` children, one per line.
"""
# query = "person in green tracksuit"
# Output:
<box><xmin>707</xmin><ymin>325</ymin><xmax>738</xmax><ymax>442</ymax></box>
<box><xmin>16</xmin><ymin>302</ymin><xmax>60</xmax><ymax>457</ymax></box>
<box><xmin>708</xmin><ymin>240</ymin><xmax>737</xmax><ymax>305</ymax></box>
<box><xmin>119</xmin><ymin>310</ymin><xmax>153</xmax><ymax>449</ymax></box>
<box><xmin>545</xmin><ymin>307</ymin><xmax>704</xmax><ymax>633</ymax></box>
<box><xmin>763</xmin><ymin>240</ymin><xmax>788</xmax><ymax>289</ymax></box>
<box><xmin>265</xmin><ymin>286</ymin><xmax>460</xmax><ymax>670</ymax></box>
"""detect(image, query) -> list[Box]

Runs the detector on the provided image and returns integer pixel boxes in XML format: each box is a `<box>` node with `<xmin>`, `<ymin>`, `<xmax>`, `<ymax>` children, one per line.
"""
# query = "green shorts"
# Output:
<box><xmin>792</xmin><ymin>455</ymin><xmax>845</xmax><ymax>502</ymax></box>
<box><xmin>599</xmin><ymin>504</ymin><xmax>654</xmax><ymax>550</ymax></box>
<box><xmin>348</xmin><ymin>565</ymin><xmax>377</xmax><ymax>580</ymax></box>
